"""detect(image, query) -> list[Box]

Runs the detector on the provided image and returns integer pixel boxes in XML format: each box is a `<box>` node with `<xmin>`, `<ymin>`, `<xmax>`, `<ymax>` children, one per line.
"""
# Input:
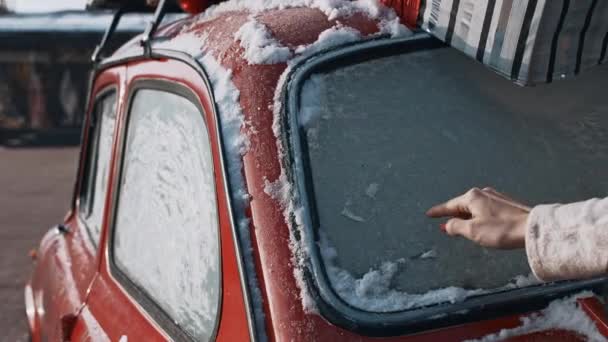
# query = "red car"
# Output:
<box><xmin>25</xmin><ymin>0</ymin><xmax>608</xmax><ymax>341</ymax></box>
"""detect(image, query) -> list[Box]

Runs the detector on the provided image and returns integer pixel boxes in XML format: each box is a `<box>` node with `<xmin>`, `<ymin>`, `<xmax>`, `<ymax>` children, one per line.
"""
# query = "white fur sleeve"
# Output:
<box><xmin>526</xmin><ymin>197</ymin><xmax>608</xmax><ymax>281</ymax></box>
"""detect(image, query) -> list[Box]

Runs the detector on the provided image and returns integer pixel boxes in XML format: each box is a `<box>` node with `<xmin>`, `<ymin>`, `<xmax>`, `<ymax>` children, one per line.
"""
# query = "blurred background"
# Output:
<box><xmin>0</xmin><ymin>0</ymin><xmax>149</xmax><ymax>146</ymax></box>
<box><xmin>0</xmin><ymin>1</ymin><xmax>145</xmax><ymax>340</ymax></box>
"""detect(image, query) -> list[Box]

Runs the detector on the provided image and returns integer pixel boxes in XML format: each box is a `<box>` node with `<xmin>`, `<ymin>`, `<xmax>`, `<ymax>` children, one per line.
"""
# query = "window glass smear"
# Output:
<box><xmin>298</xmin><ymin>47</ymin><xmax>608</xmax><ymax>312</ymax></box>
<box><xmin>114</xmin><ymin>89</ymin><xmax>219</xmax><ymax>340</ymax></box>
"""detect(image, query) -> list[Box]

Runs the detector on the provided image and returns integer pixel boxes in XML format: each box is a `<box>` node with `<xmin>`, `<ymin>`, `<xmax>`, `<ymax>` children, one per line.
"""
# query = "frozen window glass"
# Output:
<box><xmin>80</xmin><ymin>91</ymin><xmax>116</xmax><ymax>246</ymax></box>
<box><xmin>113</xmin><ymin>89</ymin><xmax>220</xmax><ymax>340</ymax></box>
<box><xmin>297</xmin><ymin>46</ymin><xmax>608</xmax><ymax>312</ymax></box>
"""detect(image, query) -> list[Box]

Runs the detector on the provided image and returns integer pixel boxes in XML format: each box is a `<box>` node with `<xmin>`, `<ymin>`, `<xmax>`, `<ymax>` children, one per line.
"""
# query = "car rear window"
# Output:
<box><xmin>294</xmin><ymin>43</ymin><xmax>608</xmax><ymax>313</ymax></box>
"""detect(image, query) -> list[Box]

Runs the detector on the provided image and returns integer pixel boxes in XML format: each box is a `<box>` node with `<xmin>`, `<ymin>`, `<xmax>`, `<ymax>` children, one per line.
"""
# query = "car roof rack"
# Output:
<box><xmin>90</xmin><ymin>0</ymin><xmax>180</xmax><ymax>64</ymax></box>
<box><xmin>91</xmin><ymin>8</ymin><xmax>126</xmax><ymax>63</ymax></box>
<box><xmin>141</xmin><ymin>0</ymin><xmax>169</xmax><ymax>57</ymax></box>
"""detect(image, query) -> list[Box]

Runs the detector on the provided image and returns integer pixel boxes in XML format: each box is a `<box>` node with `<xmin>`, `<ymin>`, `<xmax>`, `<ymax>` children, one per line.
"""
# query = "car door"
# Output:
<box><xmin>72</xmin><ymin>59</ymin><xmax>250</xmax><ymax>341</ymax></box>
<box><xmin>26</xmin><ymin>67</ymin><xmax>124</xmax><ymax>342</ymax></box>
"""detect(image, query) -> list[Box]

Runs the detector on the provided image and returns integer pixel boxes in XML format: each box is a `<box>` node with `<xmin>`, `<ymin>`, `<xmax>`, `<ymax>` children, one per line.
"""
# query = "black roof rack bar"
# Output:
<box><xmin>91</xmin><ymin>7</ymin><xmax>126</xmax><ymax>64</ymax></box>
<box><xmin>141</xmin><ymin>0</ymin><xmax>168</xmax><ymax>57</ymax></box>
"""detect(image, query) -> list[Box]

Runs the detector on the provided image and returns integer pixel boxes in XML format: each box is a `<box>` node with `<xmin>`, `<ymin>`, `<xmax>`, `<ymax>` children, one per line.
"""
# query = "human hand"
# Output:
<box><xmin>426</xmin><ymin>187</ymin><xmax>531</xmax><ymax>249</ymax></box>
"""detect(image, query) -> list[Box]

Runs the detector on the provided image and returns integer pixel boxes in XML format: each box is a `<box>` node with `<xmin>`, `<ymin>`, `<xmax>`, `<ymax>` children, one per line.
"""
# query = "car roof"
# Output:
<box><xmin>111</xmin><ymin>5</ymin><xmax>387</xmax><ymax>70</ymax></box>
<box><xmin>104</xmin><ymin>4</ymin><xmax>393</xmax><ymax>157</ymax></box>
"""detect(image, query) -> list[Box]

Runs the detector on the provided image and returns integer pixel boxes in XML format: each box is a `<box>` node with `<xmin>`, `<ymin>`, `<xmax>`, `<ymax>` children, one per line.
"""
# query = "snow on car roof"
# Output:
<box><xmin>139</xmin><ymin>0</ymin><xmax>409</xmax><ymax>61</ymax></box>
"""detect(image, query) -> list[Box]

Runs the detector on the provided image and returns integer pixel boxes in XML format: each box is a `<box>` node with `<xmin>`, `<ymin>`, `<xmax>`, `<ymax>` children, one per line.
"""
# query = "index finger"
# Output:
<box><xmin>426</xmin><ymin>193</ymin><xmax>472</xmax><ymax>218</ymax></box>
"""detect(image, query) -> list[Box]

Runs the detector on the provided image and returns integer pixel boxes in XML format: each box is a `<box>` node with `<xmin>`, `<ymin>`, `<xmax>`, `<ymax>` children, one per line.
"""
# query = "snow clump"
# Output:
<box><xmin>294</xmin><ymin>25</ymin><xmax>361</xmax><ymax>56</ymax></box>
<box><xmin>319</xmin><ymin>234</ymin><xmax>486</xmax><ymax>312</ymax></box>
<box><xmin>468</xmin><ymin>291</ymin><xmax>606</xmax><ymax>342</ymax></box>
<box><xmin>226</xmin><ymin>0</ymin><xmax>411</xmax><ymax>65</ymax></box>
<box><xmin>234</xmin><ymin>16</ymin><xmax>292</xmax><ymax>64</ymax></box>
<box><xmin>319</xmin><ymin>233</ymin><xmax>544</xmax><ymax>312</ymax></box>
<box><xmin>205</xmin><ymin>0</ymin><xmax>410</xmax><ymax>33</ymax></box>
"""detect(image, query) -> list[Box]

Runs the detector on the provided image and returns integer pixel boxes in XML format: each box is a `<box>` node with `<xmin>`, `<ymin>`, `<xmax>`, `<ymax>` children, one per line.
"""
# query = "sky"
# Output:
<box><xmin>9</xmin><ymin>0</ymin><xmax>87</xmax><ymax>12</ymax></box>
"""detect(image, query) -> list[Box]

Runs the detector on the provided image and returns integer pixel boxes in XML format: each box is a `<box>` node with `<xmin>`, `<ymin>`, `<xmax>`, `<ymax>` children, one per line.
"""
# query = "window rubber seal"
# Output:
<box><xmin>280</xmin><ymin>33</ymin><xmax>608</xmax><ymax>337</ymax></box>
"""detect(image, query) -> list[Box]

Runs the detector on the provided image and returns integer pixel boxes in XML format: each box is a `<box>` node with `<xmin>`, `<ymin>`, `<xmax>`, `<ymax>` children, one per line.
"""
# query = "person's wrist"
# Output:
<box><xmin>514</xmin><ymin>212</ymin><xmax>529</xmax><ymax>248</ymax></box>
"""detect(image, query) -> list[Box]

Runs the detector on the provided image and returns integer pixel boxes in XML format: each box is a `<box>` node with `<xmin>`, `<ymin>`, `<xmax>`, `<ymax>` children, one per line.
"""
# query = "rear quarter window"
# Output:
<box><xmin>290</xmin><ymin>40</ymin><xmax>608</xmax><ymax>314</ymax></box>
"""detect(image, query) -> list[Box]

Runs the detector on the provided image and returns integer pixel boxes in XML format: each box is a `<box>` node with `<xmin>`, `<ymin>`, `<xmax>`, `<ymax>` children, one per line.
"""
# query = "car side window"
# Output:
<box><xmin>79</xmin><ymin>91</ymin><xmax>117</xmax><ymax>246</ymax></box>
<box><xmin>112</xmin><ymin>88</ymin><xmax>220</xmax><ymax>341</ymax></box>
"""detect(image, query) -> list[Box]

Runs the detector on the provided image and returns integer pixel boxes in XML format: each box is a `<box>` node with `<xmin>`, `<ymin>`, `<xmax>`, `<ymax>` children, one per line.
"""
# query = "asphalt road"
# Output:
<box><xmin>0</xmin><ymin>147</ymin><xmax>79</xmax><ymax>342</ymax></box>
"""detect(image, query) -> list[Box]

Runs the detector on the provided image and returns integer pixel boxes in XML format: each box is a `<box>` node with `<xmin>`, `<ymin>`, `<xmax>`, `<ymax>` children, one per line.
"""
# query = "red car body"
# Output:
<box><xmin>24</xmin><ymin>4</ymin><xmax>608</xmax><ymax>342</ymax></box>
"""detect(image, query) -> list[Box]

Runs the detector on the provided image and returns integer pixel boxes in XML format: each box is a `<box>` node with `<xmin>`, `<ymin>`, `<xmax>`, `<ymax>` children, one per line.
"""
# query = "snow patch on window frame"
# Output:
<box><xmin>319</xmin><ymin>233</ymin><xmax>542</xmax><ymax>312</ymax></box>
<box><xmin>155</xmin><ymin>32</ymin><xmax>267</xmax><ymax>340</ymax></box>
<box><xmin>266</xmin><ymin>23</ymin><xmax>398</xmax><ymax>312</ymax></box>
<box><xmin>467</xmin><ymin>291</ymin><xmax>606</xmax><ymax>342</ymax></box>
<box><xmin>263</xmin><ymin>150</ymin><xmax>320</xmax><ymax>313</ymax></box>
<box><xmin>198</xmin><ymin>49</ymin><xmax>268</xmax><ymax>340</ymax></box>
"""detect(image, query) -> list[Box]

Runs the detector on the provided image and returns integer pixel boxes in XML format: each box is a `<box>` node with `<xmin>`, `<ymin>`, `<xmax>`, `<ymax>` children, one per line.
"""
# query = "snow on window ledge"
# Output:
<box><xmin>197</xmin><ymin>52</ymin><xmax>270</xmax><ymax>340</ymax></box>
<box><xmin>318</xmin><ymin>232</ymin><xmax>543</xmax><ymax>312</ymax></box>
<box><xmin>467</xmin><ymin>291</ymin><xmax>607</xmax><ymax>342</ymax></box>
